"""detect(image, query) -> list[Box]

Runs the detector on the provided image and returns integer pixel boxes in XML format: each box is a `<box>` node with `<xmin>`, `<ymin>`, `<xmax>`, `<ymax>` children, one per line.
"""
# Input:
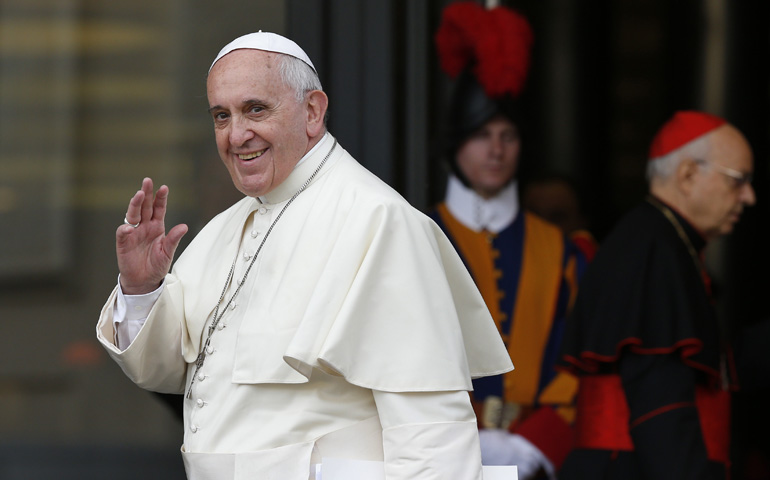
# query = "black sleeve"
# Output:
<box><xmin>619</xmin><ymin>353</ymin><xmax>719</xmax><ymax>480</ymax></box>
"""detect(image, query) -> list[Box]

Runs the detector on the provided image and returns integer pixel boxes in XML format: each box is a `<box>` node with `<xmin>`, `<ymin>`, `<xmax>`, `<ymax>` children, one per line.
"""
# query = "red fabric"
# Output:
<box><xmin>573</xmin><ymin>374</ymin><xmax>731</xmax><ymax>464</ymax></box>
<box><xmin>435</xmin><ymin>1</ymin><xmax>533</xmax><ymax>98</ymax></box>
<box><xmin>629</xmin><ymin>401</ymin><xmax>695</xmax><ymax>429</ymax></box>
<box><xmin>696</xmin><ymin>387</ymin><xmax>732</xmax><ymax>464</ymax></box>
<box><xmin>573</xmin><ymin>375</ymin><xmax>634</xmax><ymax>451</ymax></box>
<box><xmin>648</xmin><ymin>110</ymin><xmax>726</xmax><ymax>158</ymax></box>
<box><xmin>511</xmin><ymin>406</ymin><xmax>574</xmax><ymax>470</ymax></box>
<box><xmin>569</xmin><ymin>230</ymin><xmax>598</xmax><ymax>262</ymax></box>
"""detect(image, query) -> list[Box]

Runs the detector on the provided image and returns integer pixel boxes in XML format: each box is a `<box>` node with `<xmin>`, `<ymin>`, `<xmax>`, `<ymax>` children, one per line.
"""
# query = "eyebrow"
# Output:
<box><xmin>208</xmin><ymin>99</ymin><xmax>266</xmax><ymax>115</ymax></box>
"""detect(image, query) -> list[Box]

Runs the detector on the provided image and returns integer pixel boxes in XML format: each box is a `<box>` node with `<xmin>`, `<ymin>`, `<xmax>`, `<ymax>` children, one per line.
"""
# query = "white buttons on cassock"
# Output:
<box><xmin>196</xmin><ymin>399</ymin><xmax>206</xmax><ymax>408</ymax></box>
<box><xmin>190</xmin><ymin>424</ymin><xmax>199</xmax><ymax>433</ymax></box>
<box><xmin>243</xmin><ymin>252</ymin><xmax>252</xmax><ymax>261</ymax></box>
<box><xmin>217</xmin><ymin>322</ymin><xmax>226</xmax><ymax>330</ymax></box>
<box><xmin>258</xmin><ymin>207</ymin><xmax>267</xmax><ymax>215</ymax></box>
<box><xmin>197</xmin><ymin>373</ymin><xmax>206</xmax><ymax>382</ymax></box>
<box><xmin>206</xmin><ymin>345</ymin><xmax>215</xmax><ymax>355</ymax></box>
<box><xmin>251</xmin><ymin>230</ymin><xmax>259</xmax><ymax>238</ymax></box>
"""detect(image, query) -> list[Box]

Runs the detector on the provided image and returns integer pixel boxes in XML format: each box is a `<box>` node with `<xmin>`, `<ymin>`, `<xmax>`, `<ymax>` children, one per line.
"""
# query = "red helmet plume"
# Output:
<box><xmin>435</xmin><ymin>1</ymin><xmax>533</xmax><ymax>98</ymax></box>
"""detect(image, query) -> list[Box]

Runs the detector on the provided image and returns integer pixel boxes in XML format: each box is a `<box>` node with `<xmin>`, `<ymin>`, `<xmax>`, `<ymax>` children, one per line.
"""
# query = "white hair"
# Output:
<box><xmin>278</xmin><ymin>54</ymin><xmax>323</xmax><ymax>102</ymax></box>
<box><xmin>646</xmin><ymin>134</ymin><xmax>710</xmax><ymax>182</ymax></box>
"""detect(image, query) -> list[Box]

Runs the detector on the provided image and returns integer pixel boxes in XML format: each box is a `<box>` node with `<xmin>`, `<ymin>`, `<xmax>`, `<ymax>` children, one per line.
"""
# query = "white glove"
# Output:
<box><xmin>478</xmin><ymin>429</ymin><xmax>555</xmax><ymax>480</ymax></box>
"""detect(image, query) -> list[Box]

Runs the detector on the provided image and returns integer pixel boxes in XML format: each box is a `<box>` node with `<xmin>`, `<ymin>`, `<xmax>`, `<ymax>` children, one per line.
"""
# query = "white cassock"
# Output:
<box><xmin>96</xmin><ymin>133</ymin><xmax>513</xmax><ymax>480</ymax></box>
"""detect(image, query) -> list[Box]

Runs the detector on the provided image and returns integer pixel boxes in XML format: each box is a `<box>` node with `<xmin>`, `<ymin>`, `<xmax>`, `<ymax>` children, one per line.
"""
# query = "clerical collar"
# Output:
<box><xmin>257</xmin><ymin>132</ymin><xmax>333</xmax><ymax>205</ymax></box>
<box><xmin>444</xmin><ymin>175</ymin><xmax>519</xmax><ymax>233</ymax></box>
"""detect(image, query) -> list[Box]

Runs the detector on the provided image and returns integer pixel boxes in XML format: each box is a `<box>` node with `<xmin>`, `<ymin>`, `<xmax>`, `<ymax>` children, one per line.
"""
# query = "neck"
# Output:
<box><xmin>303</xmin><ymin>129</ymin><xmax>327</xmax><ymax>157</ymax></box>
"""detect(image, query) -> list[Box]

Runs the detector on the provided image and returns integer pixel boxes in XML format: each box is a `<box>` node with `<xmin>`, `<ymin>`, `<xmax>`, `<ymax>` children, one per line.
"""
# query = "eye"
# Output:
<box><xmin>211</xmin><ymin>110</ymin><xmax>229</xmax><ymax>122</ymax></box>
<box><xmin>245</xmin><ymin>103</ymin><xmax>268</xmax><ymax>117</ymax></box>
<box><xmin>501</xmin><ymin>128</ymin><xmax>519</xmax><ymax>142</ymax></box>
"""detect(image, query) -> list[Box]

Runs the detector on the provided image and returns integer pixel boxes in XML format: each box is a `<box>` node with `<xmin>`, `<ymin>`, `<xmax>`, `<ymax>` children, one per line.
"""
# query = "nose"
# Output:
<box><xmin>741</xmin><ymin>182</ymin><xmax>757</xmax><ymax>206</ymax></box>
<box><xmin>229</xmin><ymin>116</ymin><xmax>255</xmax><ymax>147</ymax></box>
<box><xmin>490</xmin><ymin>135</ymin><xmax>503</xmax><ymax>158</ymax></box>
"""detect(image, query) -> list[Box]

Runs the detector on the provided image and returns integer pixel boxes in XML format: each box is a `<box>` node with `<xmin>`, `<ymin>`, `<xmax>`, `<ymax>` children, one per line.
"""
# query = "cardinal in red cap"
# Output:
<box><xmin>557</xmin><ymin>110</ymin><xmax>757</xmax><ymax>480</ymax></box>
<box><xmin>644</xmin><ymin>110</ymin><xmax>755</xmax><ymax>239</ymax></box>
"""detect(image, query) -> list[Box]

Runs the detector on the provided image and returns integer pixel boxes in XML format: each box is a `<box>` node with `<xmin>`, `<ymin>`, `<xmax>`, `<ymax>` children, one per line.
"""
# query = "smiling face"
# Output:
<box><xmin>455</xmin><ymin>114</ymin><xmax>521</xmax><ymax>199</ymax></box>
<box><xmin>206</xmin><ymin>49</ymin><xmax>314</xmax><ymax>198</ymax></box>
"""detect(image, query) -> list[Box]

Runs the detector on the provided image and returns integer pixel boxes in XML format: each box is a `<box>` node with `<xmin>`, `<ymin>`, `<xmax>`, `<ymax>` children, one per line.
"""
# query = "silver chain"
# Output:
<box><xmin>186</xmin><ymin>138</ymin><xmax>337</xmax><ymax>398</ymax></box>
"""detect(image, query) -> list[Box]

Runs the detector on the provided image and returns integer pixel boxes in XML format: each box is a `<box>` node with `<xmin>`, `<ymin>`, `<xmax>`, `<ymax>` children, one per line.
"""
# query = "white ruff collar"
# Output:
<box><xmin>444</xmin><ymin>175</ymin><xmax>519</xmax><ymax>234</ymax></box>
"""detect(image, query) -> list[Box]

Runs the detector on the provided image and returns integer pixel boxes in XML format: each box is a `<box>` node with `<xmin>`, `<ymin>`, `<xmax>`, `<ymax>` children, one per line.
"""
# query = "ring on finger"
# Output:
<box><xmin>124</xmin><ymin>216</ymin><xmax>140</xmax><ymax>228</ymax></box>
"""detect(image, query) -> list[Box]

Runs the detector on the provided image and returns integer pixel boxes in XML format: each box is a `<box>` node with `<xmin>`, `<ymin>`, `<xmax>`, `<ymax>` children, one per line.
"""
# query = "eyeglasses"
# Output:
<box><xmin>695</xmin><ymin>159</ymin><xmax>753</xmax><ymax>189</ymax></box>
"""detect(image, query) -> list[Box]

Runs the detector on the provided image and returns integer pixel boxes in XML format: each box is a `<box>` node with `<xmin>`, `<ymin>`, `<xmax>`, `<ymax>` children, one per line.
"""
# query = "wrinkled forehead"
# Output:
<box><xmin>208</xmin><ymin>48</ymin><xmax>276</xmax><ymax>76</ymax></box>
<box><xmin>206</xmin><ymin>50</ymin><xmax>287</xmax><ymax>103</ymax></box>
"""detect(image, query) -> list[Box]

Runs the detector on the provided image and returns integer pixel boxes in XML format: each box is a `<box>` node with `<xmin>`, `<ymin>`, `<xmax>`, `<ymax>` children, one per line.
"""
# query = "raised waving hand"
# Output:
<box><xmin>116</xmin><ymin>178</ymin><xmax>188</xmax><ymax>294</ymax></box>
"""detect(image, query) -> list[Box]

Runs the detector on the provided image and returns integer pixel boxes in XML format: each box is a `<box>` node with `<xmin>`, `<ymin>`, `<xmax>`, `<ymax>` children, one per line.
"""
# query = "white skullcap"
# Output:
<box><xmin>209</xmin><ymin>31</ymin><xmax>316</xmax><ymax>73</ymax></box>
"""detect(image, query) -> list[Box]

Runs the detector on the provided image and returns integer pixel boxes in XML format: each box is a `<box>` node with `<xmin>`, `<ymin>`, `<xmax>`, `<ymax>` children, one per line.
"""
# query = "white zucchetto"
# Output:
<box><xmin>209</xmin><ymin>31</ymin><xmax>316</xmax><ymax>73</ymax></box>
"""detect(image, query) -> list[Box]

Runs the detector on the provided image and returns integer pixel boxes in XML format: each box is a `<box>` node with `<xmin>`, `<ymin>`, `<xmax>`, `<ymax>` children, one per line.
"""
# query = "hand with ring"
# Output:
<box><xmin>123</xmin><ymin>217</ymin><xmax>140</xmax><ymax>228</ymax></box>
<box><xmin>116</xmin><ymin>178</ymin><xmax>189</xmax><ymax>295</ymax></box>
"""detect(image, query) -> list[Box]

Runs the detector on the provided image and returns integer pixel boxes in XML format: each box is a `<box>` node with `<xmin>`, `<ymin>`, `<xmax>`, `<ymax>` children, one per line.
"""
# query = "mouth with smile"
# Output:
<box><xmin>237</xmin><ymin>148</ymin><xmax>267</xmax><ymax>161</ymax></box>
<box><xmin>726</xmin><ymin>208</ymin><xmax>744</xmax><ymax>224</ymax></box>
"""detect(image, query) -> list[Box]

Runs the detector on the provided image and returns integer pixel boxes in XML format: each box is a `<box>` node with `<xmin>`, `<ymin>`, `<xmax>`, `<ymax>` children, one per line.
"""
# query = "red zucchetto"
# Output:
<box><xmin>648</xmin><ymin>111</ymin><xmax>727</xmax><ymax>159</ymax></box>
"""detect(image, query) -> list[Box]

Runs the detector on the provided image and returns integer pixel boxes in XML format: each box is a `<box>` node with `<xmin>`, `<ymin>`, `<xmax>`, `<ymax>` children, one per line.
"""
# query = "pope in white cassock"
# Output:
<box><xmin>96</xmin><ymin>32</ymin><xmax>513</xmax><ymax>480</ymax></box>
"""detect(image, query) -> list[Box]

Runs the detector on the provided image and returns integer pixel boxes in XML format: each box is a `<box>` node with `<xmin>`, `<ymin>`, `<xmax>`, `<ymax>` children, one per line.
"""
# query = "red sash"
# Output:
<box><xmin>573</xmin><ymin>375</ymin><xmax>730</xmax><ymax>464</ymax></box>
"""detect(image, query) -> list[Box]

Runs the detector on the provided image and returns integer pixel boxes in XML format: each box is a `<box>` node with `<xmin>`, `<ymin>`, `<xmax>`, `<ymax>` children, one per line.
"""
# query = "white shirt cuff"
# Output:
<box><xmin>113</xmin><ymin>274</ymin><xmax>164</xmax><ymax>350</ymax></box>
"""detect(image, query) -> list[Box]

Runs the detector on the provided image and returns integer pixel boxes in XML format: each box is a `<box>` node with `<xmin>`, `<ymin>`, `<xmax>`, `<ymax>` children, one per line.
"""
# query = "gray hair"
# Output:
<box><xmin>646</xmin><ymin>134</ymin><xmax>710</xmax><ymax>182</ymax></box>
<box><xmin>278</xmin><ymin>54</ymin><xmax>323</xmax><ymax>102</ymax></box>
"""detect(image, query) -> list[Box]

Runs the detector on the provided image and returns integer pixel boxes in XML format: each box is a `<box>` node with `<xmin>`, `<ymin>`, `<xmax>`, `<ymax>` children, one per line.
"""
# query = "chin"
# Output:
<box><xmin>236</xmin><ymin>177</ymin><xmax>270</xmax><ymax>197</ymax></box>
<box><xmin>718</xmin><ymin>225</ymin><xmax>735</xmax><ymax>236</ymax></box>
<box><xmin>481</xmin><ymin>183</ymin><xmax>507</xmax><ymax>195</ymax></box>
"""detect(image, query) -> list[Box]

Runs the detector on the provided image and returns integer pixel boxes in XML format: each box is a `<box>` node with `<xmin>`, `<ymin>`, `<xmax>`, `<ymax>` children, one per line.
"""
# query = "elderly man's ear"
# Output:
<box><xmin>676</xmin><ymin>157</ymin><xmax>701</xmax><ymax>195</ymax></box>
<box><xmin>306</xmin><ymin>90</ymin><xmax>328</xmax><ymax>137</ymax></box>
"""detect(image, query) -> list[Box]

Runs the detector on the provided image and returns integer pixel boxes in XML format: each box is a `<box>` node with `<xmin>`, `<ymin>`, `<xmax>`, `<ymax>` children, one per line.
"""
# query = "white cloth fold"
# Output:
<box><xmin>382</xmin><ymin>421</ymin><xmax>483</xmax><ymax>480</ymax></box>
